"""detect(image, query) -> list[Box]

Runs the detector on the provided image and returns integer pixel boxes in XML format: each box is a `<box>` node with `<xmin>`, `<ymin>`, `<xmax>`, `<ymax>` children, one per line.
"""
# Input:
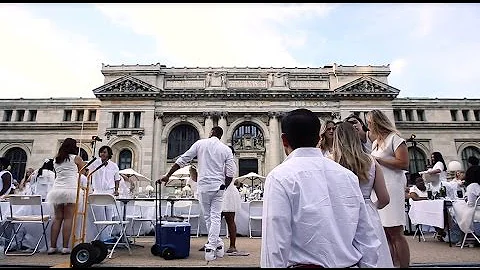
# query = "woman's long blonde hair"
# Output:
<box><xmin>319</xmin><ymin>120</ymin><xmax>335</xmax><ymax>152</ymax></box>
<box><xmin>332</xmin><ymin>122</ymin><xmax>372</xmax><ymax>183</ymax></box>
<box><xmin>366</xmin><ymin>109</ymin><xmax>400</xmax><ymax>149</ymax></box>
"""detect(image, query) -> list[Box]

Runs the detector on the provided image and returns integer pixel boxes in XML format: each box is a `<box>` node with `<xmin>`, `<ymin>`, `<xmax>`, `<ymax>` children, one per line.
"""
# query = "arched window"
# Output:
<box><xmin>118</xmin><ymin>149</ymin><xmax>132</xmax><ymax>170</ymax></box>
<box><xmin>232</xmin><ymin>123</ymin><xmax>264</xmax><ymax>150</ymax></box>
<box><xmin>461</xmin><ymin>146</ymin><xmax>480</xmax><ymax>169</ymax></box>
<box><xmin>78</xmin><ymin>148</ymin><xmax>89</xmax><ymax>161</ymax></box>
<box><xmin>408</xmin><ymin>146</ymin><xmax>426</xmax><ymax>174</ymax></box>
<box><xmin>4</xmin><ymin>147</ymin><xmax>28</xmax><ymax>181</ymax></box>
<box><xmin>167</xmin><ymin>124</ymin><xmax>200</xmax><ymax>159</ymax></box>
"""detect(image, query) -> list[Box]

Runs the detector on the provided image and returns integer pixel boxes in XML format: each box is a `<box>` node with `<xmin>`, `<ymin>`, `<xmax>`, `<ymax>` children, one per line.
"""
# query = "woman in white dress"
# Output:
<box><xmin>452</xmin><ymin>165</ymin><xmax>480</xmax><ymax>244</ymax></box>
<box><xmin>318</xmin><ymin>120</ymin><xmax>335</xmax><ymax>157</ymax></box>
<box><xmin>419</xmin><ymin>151</ymin><xmax>447</xmax><ymax>193</ymax></box>
<box><xmin>30</xmin><ymin>159</ymin><xmax>55</xmax><ymax>200</ymax></box>
<box><xmin>332</xmin><ymin>122</ymin><xmax>393</xmax><ymax>267</ymax></box>
<box><xmin>366</xmin><ymin>109</ymin><xmax>410</xmax><ymax>268</ymax></box>
<box><xmin>221</xmin><ymin>146</ymin><xmax>241</xmax><ymax>253</ymax></box>
<box><xmin>46</xmin><ymin>138</ymin><xmax>86</xmax><ymax>255</ymax></box>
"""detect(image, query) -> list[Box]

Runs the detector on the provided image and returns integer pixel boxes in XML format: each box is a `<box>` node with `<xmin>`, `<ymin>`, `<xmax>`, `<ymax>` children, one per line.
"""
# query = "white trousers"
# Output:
<box><xmin>198</xmin><ymin>190</ymin><xmax>224</xmax><ymax>249</ymax></box>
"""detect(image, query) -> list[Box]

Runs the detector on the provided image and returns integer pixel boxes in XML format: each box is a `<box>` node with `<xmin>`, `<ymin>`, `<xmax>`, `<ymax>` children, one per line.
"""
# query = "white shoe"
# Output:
<box><xmin>216</xmin><ymin>242</ymin><xmax>225</xmax><ymax>258</ymax></box>
<box><xmin>205</xmin><ymin>247</ymin><xmax>216</xmax><ymax>261</ymax></box>
<box><xmin>47</xmin><ymin>247</ymin><xmax>57</xmax><ymax>255</ymax></box>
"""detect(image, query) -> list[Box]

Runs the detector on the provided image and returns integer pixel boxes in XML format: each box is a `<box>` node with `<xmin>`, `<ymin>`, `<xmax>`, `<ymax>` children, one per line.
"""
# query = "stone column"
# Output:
<box><xmin>218</xmin><ymin>112</ymin><xmax>228</xmax><ymax>143</ymax></box>
<box><xmin>268</xmin><ymin>111</ymin><xmax>281</xmax><ymax>172</ymax></box>
<box><xmin>151</xmin><ymin>112</ymin><xmax>163</xmax><ymax>181</ymax></box>
<box><xmin>401</xmin><ymin>110</ymin><xmax>406</xmax><ymax>122</ymax></box>
<box><xmin>467</xmin><ymin>110</ymin><xmax>474</xmax><ymax>121</ymax></box>
<box><xmin>203</xmin><ymin>112</ymin><xmax>214</xmax><ymax>139</ymax></box>
<box><xmin>130</xmin><ymin>112</ymin><xmax>135</xmax><ymax>128</ymax></box>
<box><xmin>411</xmin><ymin>110</ymin><xmax>418</xmax><ymax>121</ymax></box>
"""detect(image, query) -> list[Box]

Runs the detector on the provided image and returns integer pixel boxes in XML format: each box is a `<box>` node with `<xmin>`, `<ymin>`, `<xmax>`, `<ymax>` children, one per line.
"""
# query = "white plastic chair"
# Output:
<box><xmin>173</xmin><ymin>200</ymin><xmax>201</xmax><ymax>237</ymax></box>
<box><xmin>127</xmin><ymin>200</ymin><xmax>155</xmax><ymax>243</ymax></box>
<box><xmin>4</xmin><ymin>195</ymin><xmax>51</xmax><ymax>256</ymax></box>
<box><xmin>460</xmin><ymin>196</ymin><xmax>480</xmax><ymax>248</ymax></box>
<box><xmin>88</xmin><ymin>194</ymin><xmax>131</xmax><ymax>258</ymax></box>
<box><xmin>248</xmin><ymin>200</ymin><xmax>263</xmax><ymax>238</ymax></box>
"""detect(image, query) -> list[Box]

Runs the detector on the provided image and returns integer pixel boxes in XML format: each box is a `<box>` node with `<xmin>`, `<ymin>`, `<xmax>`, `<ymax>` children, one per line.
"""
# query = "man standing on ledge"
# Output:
<box><xmin>261</xmin><ymin>108</ymin><xmax>381</xmax><ymax>268</ymax></box>
<box><xmin>158</xmin><ymin>126</ymin><xmax>236</xmax><ymax>262</ymax></box>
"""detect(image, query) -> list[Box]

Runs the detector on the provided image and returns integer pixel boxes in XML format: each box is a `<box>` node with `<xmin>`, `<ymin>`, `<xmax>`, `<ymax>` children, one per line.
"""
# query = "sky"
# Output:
<box><xmin>1</xmin><ymin>3</ymin><xmax>479</xmax><ymax>99</ymax></box>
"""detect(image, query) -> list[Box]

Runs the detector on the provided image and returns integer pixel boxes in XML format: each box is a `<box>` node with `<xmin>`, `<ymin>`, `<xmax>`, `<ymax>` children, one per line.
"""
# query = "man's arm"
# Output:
<box><xmin>223</xmin><ymin>150</ymin><xmax>236</xmax><ymax>189</ymax></box>
<box><xmin>158</xmin><ymin>163</ymin><xmax>181</xmax><ymax>184</ymax></box>
<box><xmin>157</xmin><ymin>141</ymin><xmax>199</xmax><ymax>184</ymax></box>
<box><xmin>260</xmin><ymin>174</ymin><xmax>292</xmax><ymax>268</ymax></box>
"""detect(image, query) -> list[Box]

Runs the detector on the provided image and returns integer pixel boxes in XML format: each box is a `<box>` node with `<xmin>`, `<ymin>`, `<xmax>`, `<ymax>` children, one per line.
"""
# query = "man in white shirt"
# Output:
<box><xmin>261</xmin><ymin>108</ymin><xmax>381</xmax><ymax>268</ymax></box>
<box><xmin>159</xmin><ymin>126</ymin><xmax>236</xmax><ymax>262</ymax></box>
<box><xmin>88</xmin><ymin>145</ymin><xmax>121</xmax><ymax>242</ymax></box>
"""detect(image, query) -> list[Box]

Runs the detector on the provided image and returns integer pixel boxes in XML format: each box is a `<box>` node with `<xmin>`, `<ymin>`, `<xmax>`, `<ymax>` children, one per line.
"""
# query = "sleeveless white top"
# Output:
<box><xmin>53</xmin><ymin>154</ymin><xmax>78</xmax><ymax>189</ymax></box>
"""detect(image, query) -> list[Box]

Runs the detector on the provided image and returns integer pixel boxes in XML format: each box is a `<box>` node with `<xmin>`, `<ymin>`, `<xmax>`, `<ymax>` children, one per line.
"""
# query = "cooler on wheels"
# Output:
<box><xmin>151</xmin><ymin>181</ymin><xmax>191</xmax><ymax>260</ymax></box>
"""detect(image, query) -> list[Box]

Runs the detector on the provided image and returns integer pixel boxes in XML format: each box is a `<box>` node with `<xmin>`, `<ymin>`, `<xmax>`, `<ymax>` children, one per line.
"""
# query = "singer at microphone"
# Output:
<box><xmin>87</xmin><ymin>145</ymin><xmax>122</xmax><ymax>242</ymax></box>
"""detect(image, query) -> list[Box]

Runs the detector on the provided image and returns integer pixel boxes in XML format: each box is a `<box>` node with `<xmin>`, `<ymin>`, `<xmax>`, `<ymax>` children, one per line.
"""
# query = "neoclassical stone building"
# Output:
<box><xmin>1</xmin><ymin>63</ymin><xmax>479</xmax><ymax>185</ymax></box>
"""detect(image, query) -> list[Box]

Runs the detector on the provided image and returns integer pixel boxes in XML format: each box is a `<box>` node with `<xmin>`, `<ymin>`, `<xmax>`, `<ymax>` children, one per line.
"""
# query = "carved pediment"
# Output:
<box><xmin>93</xmin><ymin>75</ymin><xmax>160</xmax><ymax>98</ymax></box>
<box><xmin>334</xmin><ymin>76</ymin><xmax>400</xmax><ymax>98</ymax></box>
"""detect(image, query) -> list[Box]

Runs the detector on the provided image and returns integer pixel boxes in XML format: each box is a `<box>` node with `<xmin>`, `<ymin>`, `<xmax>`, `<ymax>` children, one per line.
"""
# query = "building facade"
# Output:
<box><xmin>1</xmin><ymin>63</ymin><xmax>479</xmax><ymax>185</ymax></box>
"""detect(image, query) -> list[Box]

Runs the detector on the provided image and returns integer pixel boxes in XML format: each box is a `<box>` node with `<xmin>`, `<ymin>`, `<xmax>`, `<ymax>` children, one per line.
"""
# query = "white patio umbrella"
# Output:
<box><xmin>235</xmin><ymin>172</ymin><xmax>266</xmax><ymax>192</ymax></box>
<box><xmin>171</xmin><ymin>165</ymin><xmax>192</xmax><ymax>178</ymax></box>
<box><xmin>119</xmin><ymin>168</ymin><xmax>153</xmax><ymax>194</ymax></box>
<box><xmin>166</xmin><ymin>175</ymin><xmax>189</xmax><ymax>188</ymax></box>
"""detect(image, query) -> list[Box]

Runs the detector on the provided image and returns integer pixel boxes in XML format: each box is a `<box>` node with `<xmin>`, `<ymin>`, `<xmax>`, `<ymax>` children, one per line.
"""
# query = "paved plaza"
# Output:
<box><xmin>1</xmin><ymin>232</ymin><xmax>479</xmax><ymax>268</ymax></box>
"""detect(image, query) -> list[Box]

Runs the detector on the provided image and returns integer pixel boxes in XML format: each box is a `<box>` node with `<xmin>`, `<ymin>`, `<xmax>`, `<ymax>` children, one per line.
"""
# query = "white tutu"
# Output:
<box><xmin>46</xmin><ymin>187</ymin><xmax>78</xmax><ymax>204</ymax></box>
<box><xmin>222</xmin><ymin>184</ymin><xmax>241</xmax><ymax>212</ymax></box>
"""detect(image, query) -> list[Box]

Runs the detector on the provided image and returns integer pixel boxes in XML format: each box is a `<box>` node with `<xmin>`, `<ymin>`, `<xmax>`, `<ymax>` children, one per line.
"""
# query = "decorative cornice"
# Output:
<box><xmin>93</xmin><ymin>75</ymin><xmax>160</xmax><ymax>99</ymax></box>
<box><xmin>333</xmin><ymin>76</ymin><xmax>400</xmax><ymax>99</ymax></box>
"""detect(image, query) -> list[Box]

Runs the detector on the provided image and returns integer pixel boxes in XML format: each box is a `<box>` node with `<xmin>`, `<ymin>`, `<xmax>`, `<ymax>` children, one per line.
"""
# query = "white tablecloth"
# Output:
<box><xmin>408</xmin><ymin>199</ymin><xmax>446</xmax><ymax>229</ymax></box>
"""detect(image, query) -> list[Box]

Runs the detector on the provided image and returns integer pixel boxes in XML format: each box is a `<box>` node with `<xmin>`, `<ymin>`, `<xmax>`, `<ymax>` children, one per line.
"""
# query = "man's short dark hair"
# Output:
<box><xmin>281</xmin><ymin>108</ymin><xmax>321</xmax><ymax>149</ymax></box>
<box><xmin>344</xmin><ymin>114</ymin><xmax>369</xmax><ymax>132</ymax></box>
<box><xmin>468</xmin><ymin>156</ymin><xmax>479</xmax><ymax>166</ymax></box>
<box><xmin>98</xmin><ymin>145</ymin><xmax>113</xmax><ymax>159</ymax></box>
<box><xmin>211</xmin><ymin>126</ymin><xmax>223</xmax><ymax>139</ymax></box>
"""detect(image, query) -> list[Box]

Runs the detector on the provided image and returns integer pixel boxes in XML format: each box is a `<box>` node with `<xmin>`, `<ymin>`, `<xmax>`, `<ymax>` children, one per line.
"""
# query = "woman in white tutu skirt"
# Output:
<box><xmin>46</xmin><ymin>138</ymin><xmax>86</xmax><ymax>255</ymax></box>
<box><xmin>331</xmin><ymin>122</ymin><xmax>394</xmax><ymax>268</ymax></box>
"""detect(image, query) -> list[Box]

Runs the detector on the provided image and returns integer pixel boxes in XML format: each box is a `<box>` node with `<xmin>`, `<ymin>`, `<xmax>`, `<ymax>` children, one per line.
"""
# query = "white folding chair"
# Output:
<box><xmin>173</xmin><ymin>200</ymin><xmax>201</xmax><ymax>237</ymax></box>
<box><xmin>88</xmin><ymin>194</ymin><xmax>132</xmax><ymax>258</ymax></box>
<box><xmin>460</xmin><ymin>196</ymin><xmax>480</xmax><ymax>248</ymax></box>
<box><xmin>4</xmin><ymin>195</ymin><xmax>51</xmax><ymax>256</ymax></box>
<box><xmin>248</xmin><ymin>200</ymin><xmax>263</xmax><ymax>238</ymax></box>
<box><xmin>127</xmin><ymin>200</ymin><xmax>155</xmax><ymax>244</ymax></box>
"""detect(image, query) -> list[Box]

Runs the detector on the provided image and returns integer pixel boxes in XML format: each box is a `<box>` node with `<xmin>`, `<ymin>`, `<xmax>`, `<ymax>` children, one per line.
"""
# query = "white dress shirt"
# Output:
<box><xmin>261</xmin><ymin>148</ymin><xmax>381</xmax><ymax>268</ymax></box>
<box><xmin>88</xmin><ymin>159</ymin><xmax>121</xmax><ymax>193</ymax></box>
<box><xmin>175</xmin><ymin>136</ymin><xmax>236</xmax><ymax>193</ymax></box>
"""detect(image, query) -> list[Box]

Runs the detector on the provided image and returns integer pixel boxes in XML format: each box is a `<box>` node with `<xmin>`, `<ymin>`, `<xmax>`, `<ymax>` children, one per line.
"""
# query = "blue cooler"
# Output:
<box><xmin>151</xmin><ymin>221</ymin><xmax>191</xmax><ymax>260</ymax></box>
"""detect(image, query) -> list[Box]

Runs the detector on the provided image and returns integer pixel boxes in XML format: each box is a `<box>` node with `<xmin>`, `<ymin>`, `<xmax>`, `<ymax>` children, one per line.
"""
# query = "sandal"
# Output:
<box><xmin>226</xmin><ymin>247</ymin><xmax>237</xmax><ymax>253</ymax></box>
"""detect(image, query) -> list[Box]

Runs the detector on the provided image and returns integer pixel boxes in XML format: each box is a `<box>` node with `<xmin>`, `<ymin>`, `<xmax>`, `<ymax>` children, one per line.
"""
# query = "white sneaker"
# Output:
<box><xmin>216</xmin><ymin>242</ymin><xmax>225</xmax><ymax>258</ymax></box>
<box><xmin>205</xmin><ymin>247</ymin><xmax>216</xmax><ymax>261</ymax></box>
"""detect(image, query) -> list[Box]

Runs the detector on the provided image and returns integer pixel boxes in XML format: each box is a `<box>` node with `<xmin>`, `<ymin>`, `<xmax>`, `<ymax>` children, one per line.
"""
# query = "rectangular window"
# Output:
<box><xmin>474</xmin><ymin>110</ymin><xmax>480</xmax><ymax>121</ymax></box>
<box><xmin>63</xmin><ymin>110</ymin><xmax>72</xmax><ymax>121</ymax></box>
<box><xmin>76</xmin><ymin>109</ymin><xmax>84</xmax><ymax>122</ymax></box>
<box><xmin>133</xmin><ymin>112</ymin><xmax>141</xmax><ymax>128</ymax></box>
<box><xmin>112</xmin><ymin>112</ymin><xmax>120</xmax><ymax>128</ymax></box>
<box><xmin>462</xmin><ymin>110</ymin><xmax>469</xmax><ymax>121</ymax></box>
<box><xmin>4</xmin><ymin>110</ymin><xmax>13</xmax><ymax>121</ymax></box>
<box><xmin>450</xmin><ymin>110</ymin><xmax>457</xmax><ymax>121</ymax></box>
<box><xmin>122</xmin><ymin>112</ymin><xmax>130</xmax><ymax>128</ymax></box>
<box><xmin>28</xmin><ymin>110</ymin><xmax>37</xmax><ymax>121</ymax></box>
<box><xmin>405</xmin><ymin>110</ymin><xmax>413</xmax><ymax>121</ymax></box>
<box><xmin>393</xmin><ymin>110</ymin><xmax>402</xmax><ymax>121</ymax></box>
<box><xmin>416</xmin><ymin>110</ymin><xmax>425</xmax><ymax>121</ymax></box>
<box><xmin>88</xmin><ymin>110</ymin><xmax>96</xmax><ymax>121</ymax></box>
<box><xmin>16</xmin><ymin>110</ymin><xmax>25</xmax><ymax>121</ymax></box>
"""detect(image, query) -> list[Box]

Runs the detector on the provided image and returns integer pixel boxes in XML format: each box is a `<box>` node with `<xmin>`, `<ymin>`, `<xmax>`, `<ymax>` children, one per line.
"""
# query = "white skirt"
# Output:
<box><xmin>46</xmin><ymin>187</ymin><xmax>77</xmax><ymax>204</ymax></box>
<box><xmin>222</xmin><ymin>184</ymin><xmax>241</xmax><ymax>212</ymax></box>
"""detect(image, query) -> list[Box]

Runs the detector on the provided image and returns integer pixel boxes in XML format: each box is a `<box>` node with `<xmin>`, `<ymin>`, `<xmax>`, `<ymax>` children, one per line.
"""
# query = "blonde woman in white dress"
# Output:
<box><xmin>332</xmin><ymin>122</ymin><xmax>393</xmax><ymax>267</ymax></box>
<box><xmin>46</xmin><ymin>138</ymin><xmax>86</xmax><ymax>255</ymax></box>
<box><xmin>366</xmin><ymin>109</ymin><xmax>410</xmax><ymax>268</ymax></box>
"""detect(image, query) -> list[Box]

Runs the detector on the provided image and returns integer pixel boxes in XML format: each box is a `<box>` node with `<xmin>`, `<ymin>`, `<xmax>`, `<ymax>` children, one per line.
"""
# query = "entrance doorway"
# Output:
<box><xmin>239</xmin><ymin>159</ymin><xmax>258</xmax><ymax>177</ymax></box>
